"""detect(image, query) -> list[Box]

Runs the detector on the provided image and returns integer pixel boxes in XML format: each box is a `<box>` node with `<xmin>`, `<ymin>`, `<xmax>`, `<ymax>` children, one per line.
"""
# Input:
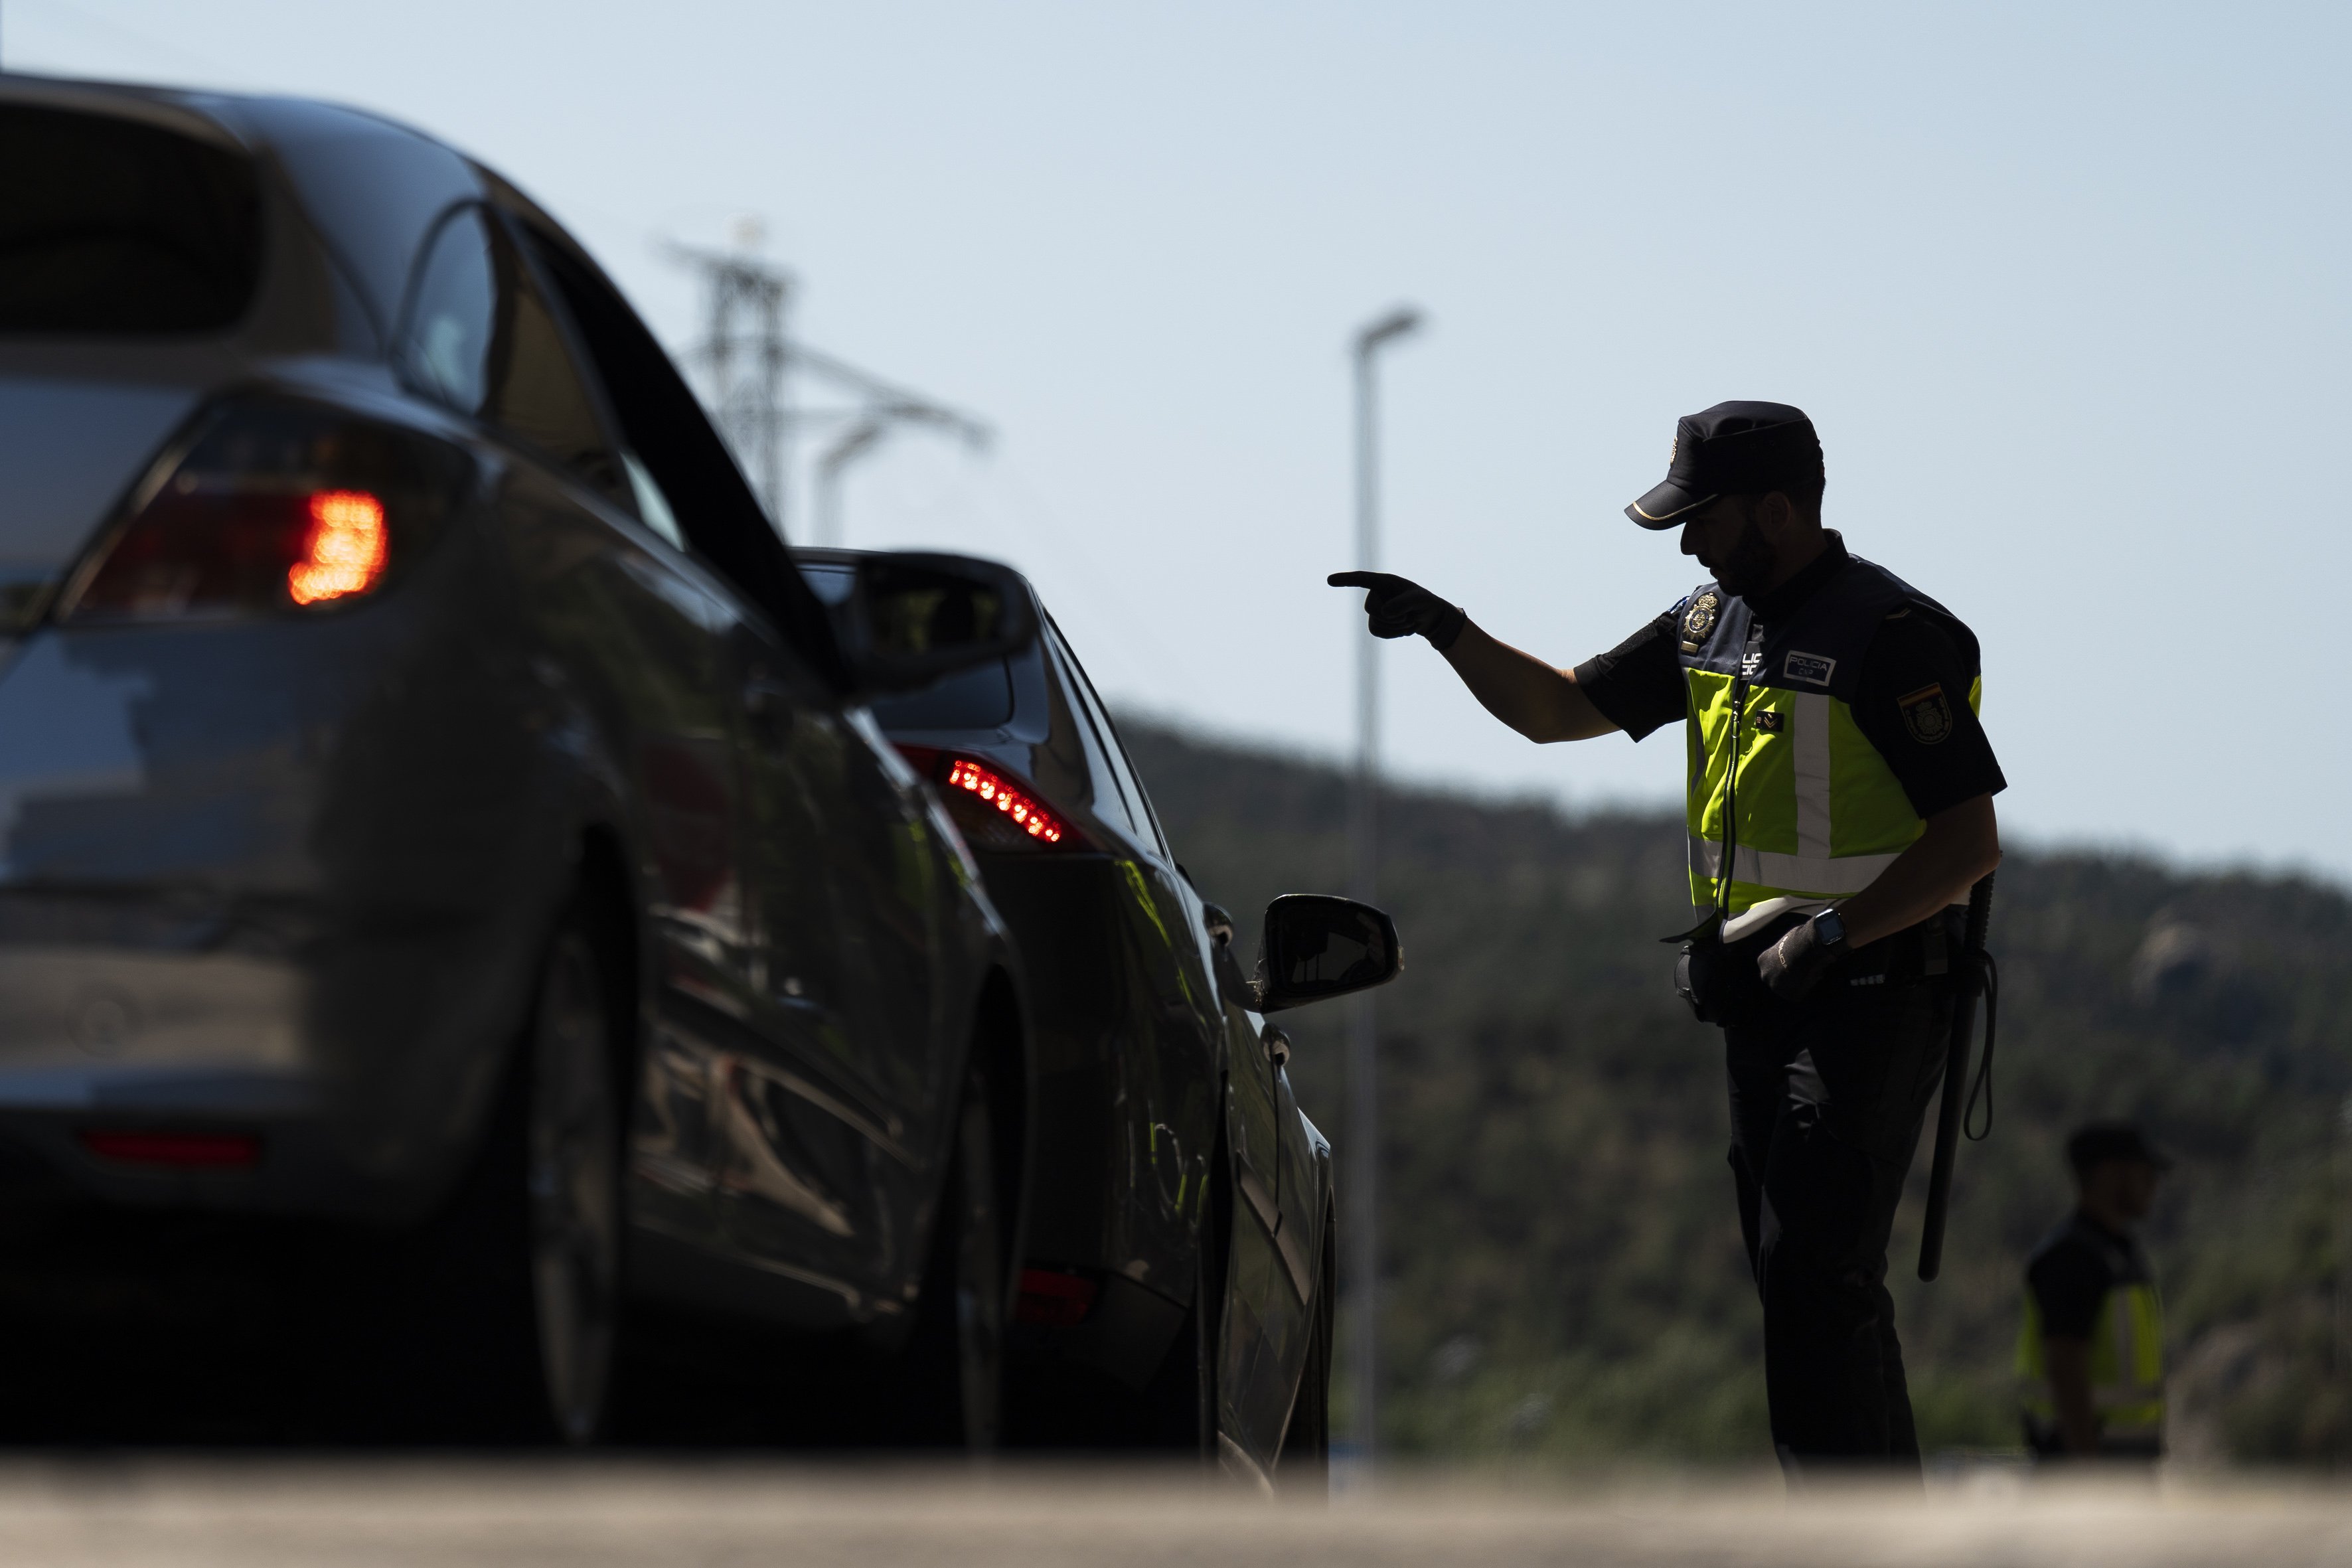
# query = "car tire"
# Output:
<box><xmin>902</xmin><ymin>1054</ymin><xmax>1007</xmax><ymax>1449</ymax></box>
<box><xmin>518</xmin><ymin>917</ymin><xmax>625</xmax><ymax>1443</ymax></box>
<box><xmin>1277</xmin><ymin>1202</ymin><xmax>1336</xmax><ymax>1489</ymax></box>
<box><xmin>385</xmin><ymin>904</ymin><xmax>625</xmax><ymax>1444</ymax></box>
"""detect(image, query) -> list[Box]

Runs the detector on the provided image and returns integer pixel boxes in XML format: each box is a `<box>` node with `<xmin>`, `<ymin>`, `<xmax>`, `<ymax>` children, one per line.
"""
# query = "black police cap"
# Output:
<box><xmin>2066</xmin><ymin>1121</ymin><xmax>2172</xmax><ymax>1178</ymax></box>
<box><xmin>1626</xmin><ymin>401</ymin><xmax>1826</xmax><ymax>529</ymax></box>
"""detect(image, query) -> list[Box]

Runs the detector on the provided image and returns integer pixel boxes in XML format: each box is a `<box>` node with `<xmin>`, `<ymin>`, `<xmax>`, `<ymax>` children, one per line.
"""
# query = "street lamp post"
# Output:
<box><xmin>1346</xmin><ymin>304</ymin><xmax>1422</xmax><ymax>1477</ymax></box>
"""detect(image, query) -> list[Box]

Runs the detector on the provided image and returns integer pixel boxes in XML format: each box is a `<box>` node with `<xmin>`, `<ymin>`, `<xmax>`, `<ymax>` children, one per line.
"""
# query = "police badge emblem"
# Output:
<box><xmin>1899</xmin><ymin>683</ymin><xmax>1954</xmax><ymax>745</ymax></box>
<box><xmin>1678</xmin><ymin>591</ymin><xmax>1720</xmax><ymax>653</ymax></box>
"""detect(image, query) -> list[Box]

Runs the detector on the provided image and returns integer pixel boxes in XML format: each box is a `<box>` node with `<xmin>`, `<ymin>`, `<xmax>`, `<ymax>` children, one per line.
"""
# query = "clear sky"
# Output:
<box><xmin>13</xmin><ymin>2</ymin><xmax>2349</xmax><ymax>878</ymax></box>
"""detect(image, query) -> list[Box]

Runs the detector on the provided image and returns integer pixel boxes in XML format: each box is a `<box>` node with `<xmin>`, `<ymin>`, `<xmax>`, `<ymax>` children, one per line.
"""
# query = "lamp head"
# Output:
<box><xmin>1355</xmin><ymin>306</ymin><xmax>1424</xmax><ymax>357</ymax></box>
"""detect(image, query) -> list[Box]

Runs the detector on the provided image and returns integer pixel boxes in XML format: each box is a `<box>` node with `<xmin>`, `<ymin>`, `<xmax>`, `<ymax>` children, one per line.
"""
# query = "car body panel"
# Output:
<box><xmin>0</xmin><ymin>79</ymin><xmax>1028</xmax><ymax>1362</ymax></box>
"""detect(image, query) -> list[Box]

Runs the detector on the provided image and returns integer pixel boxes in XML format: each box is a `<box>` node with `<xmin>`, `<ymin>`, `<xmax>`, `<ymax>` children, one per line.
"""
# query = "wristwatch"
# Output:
<box><xmin>1809</xmin><ymin>907</ymin><xmax>1850</xmax><ymax>957</ymax></box>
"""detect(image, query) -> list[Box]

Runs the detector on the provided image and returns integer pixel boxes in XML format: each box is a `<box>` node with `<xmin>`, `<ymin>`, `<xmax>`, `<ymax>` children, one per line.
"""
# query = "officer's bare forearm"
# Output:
<box><xmin>1838</xmin><ymin>793</ymin><xmax>2001</xmax><ymax>949</ymax></box>
<box><xmin>2045</xmin><ymin>1337</ymin><xmax>2102</xmax><ymax>1454</ymax></box>
<box><xmin>1437</xmin><ymin>621</ymin><xmax>1618</xmax><ymax>743</ymax></box>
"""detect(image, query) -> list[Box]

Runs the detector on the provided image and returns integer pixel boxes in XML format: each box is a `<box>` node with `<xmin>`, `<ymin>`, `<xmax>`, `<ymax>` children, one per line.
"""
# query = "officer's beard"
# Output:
<box><xmin>1709</xmin><ymin>510</ymin><xmax>1780</xmax><ymax>600</ymax></box>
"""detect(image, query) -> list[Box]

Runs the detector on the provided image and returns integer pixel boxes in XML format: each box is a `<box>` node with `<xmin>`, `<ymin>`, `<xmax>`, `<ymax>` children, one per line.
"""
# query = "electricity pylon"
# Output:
<box><xmin>672</xmin><ymin>227</ymin><xmax>988</xmax><ymax>545</ymax></box>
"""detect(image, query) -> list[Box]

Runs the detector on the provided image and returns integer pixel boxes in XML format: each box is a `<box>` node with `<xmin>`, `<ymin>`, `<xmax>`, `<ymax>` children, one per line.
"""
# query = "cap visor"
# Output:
<box><xmin>1625</xmin><ymin>479</ymin><xmax>1714</xmax><ymax>530</ymax></box>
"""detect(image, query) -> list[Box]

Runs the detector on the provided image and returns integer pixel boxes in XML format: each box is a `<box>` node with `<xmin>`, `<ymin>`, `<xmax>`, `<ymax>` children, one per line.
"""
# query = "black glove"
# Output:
<box><xmin>1757</xmin><ymin>911</ymin><xmax>1849</xmax><ymax>1001</ymax></box>
<box><xmin>1328</xmin><ymin>571</ymin><xmax>1468</xmax><ymax>651</ymax></box>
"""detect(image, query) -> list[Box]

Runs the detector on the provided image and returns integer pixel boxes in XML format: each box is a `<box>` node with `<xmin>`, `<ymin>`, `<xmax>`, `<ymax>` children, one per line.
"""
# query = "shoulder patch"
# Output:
<box><xmin>1783</xmin><ymin>651</ymin><xmax>1835</xmax><ymax>686</ymax></box>
<box><xmin>1899</xmin><ymin>683</ymin><xmax>1954</xmax><ymax>745</ymax></box>
<box><xmin>1678</xmin><ymin>591</ymin><xmax>1720</xmax><ymax>653</ymax></box>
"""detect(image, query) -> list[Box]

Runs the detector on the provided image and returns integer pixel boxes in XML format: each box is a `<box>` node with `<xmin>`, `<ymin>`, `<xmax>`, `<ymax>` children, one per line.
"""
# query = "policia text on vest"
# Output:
<box><xmin>1332</xmin><ymin>402</ymin><xmax>2007</xmax><ymax>1474</ymax></box>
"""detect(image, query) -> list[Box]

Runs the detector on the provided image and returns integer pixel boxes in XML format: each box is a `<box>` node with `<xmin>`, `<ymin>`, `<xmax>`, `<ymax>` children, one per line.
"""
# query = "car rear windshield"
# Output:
<box><xmin>0</xmin><ymin>106</ymin><xmax>263</xmax><ymax>335</ymax></box>
<box><xmin>798</xmin><ymin>560</ymin><xmax>1016</xmax><ymax>730</ymax></box>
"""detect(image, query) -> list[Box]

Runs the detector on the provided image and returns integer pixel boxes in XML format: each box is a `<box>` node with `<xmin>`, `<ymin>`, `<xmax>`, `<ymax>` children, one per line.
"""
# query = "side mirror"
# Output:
<box><xmin>1255</xmin><ymin>894</ymin><xmax>1402</xmax><ymax>1014</ymax></box>
<box><xmin>813</xmin><ymin>552</ymin><xmax>1039</xmax><ymax>696</ymax></box>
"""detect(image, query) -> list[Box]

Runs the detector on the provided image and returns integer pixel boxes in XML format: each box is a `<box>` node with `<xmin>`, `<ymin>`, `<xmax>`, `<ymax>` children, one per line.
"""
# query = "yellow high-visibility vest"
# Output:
<box><xmin>1674</xmin><ymin>552</ymin><xmax>1982</xmax><ymax>917</ymax></box>
<box><xmin>2017</xmin><ymin>1279</ymin><xmax>2165</xmax><ymax>1445</ymax></box>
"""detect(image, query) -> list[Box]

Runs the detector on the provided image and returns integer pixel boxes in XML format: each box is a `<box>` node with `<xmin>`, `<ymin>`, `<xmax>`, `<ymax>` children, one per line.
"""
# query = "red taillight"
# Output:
<box><xmin>945</xmin><ymin>756</ymin><xmax>1069</xmax><ymax>844</ymax></box>
<box><xmin>72</xmin><ymin>484</ymin><xmax>391</xmax><ymax>621</ymax></box>
<box><xmin>1016</xmin><ymin>1267</ymin><xmax>1099</xmax><ymax>1328</ymax></box>
<box><xmin>79</xmin><ymin>1130</ymin><xmax>261</xmax><ymax>1170</ymax></box>
<box><xmin>896</xmin><ymin>745</ymin><xmax>1087</xmax><ymax>854</ymax></box>
<box><xmin>287</xmin><ymin>490</ymin><xmax>388</xmax><ymax>605</ymax></box>
<box><xmin>60</xmin><ymin>400</ymin><xmax>468</xmax><ymax>625</ymax></box>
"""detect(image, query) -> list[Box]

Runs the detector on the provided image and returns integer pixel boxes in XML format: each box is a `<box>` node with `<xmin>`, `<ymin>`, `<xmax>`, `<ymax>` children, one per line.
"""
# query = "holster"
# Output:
<box><xmin>1673</xmin><ymin>915</ymin><xmax>1799</xmax><ymax>1028</ymax></box>
<box><xmin>1675</xmin><ymin>906</ymin><xmax>1964</xmax><ymax>1026</ymax></box>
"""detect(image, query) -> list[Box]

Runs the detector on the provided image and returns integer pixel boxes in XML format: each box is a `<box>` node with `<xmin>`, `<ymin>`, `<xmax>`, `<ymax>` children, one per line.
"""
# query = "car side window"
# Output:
<box><xmin>1078</xmin><ymin>658</ymin><xmax>1173</xmax><ymax>858</ymax></box>
<box><xmin>1046</xmin><ymin>623</ymin><xmax>1167</xmax><ymax>854</ymax></box>
<box><xmin>512</xmin><ymin>219</ymin><xmax>848</xmax><ymax>688</ymax></box>
<box><xmin>396</xmin><ymin>204</ymin><xmax>631</xmax><ymax>512</ymax></box>
<box><xmin>620</xmin><ymin>451</ymin><xmax>687</xmax><ymax>552</ymax></box>
<box><xmin>396</xmin><ymin>208</ymin><xmax>495</xmax><ymax>412</ymax></box>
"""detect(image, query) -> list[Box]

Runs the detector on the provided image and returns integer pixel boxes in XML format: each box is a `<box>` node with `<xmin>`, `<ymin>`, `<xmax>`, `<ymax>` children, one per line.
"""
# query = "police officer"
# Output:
<box><xmin>2017</xmin><ymin>1123</ymin><xmax>2168</xmax><ymax>1461</ymax></box>
<box><xmin>1332</xmin><ymin>402</ymin><xmax>2005</xmax><ymax>1472</ymax></box>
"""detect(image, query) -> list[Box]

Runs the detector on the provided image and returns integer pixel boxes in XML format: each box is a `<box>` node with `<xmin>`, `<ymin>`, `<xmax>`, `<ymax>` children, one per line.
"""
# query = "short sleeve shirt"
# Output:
<box><xmin>1572</xmin><ymin>540</ymin><xmax>2006</xmax><ymax>818</ymax></box>
<box><xmin>2027</xmin><ymin>1213</ymin><xmax>2152</xmax><ymax>1340</ymax></box>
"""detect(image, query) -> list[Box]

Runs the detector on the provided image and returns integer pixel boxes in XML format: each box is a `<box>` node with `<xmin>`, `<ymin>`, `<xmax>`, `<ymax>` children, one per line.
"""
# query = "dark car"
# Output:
<box><xmin>0</xmin><ymin>78</ymin><xmax>1043</xmax><ymax>1445</ymax></box>
<box><xmin>795</xmin><ymin>548</ymin><xmax>1397</xmax><ymax>1486</ymax></box>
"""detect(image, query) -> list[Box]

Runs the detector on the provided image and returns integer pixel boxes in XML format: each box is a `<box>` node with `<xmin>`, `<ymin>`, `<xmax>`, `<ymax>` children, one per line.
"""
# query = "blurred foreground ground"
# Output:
<box><xmin>0</xmin><ymin>1461</ymin><xmax>2347</xmax><ymax>1567</ymax></box>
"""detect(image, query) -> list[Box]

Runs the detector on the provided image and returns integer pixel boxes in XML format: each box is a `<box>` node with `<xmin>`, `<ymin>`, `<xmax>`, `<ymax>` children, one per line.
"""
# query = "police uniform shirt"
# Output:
<box><xmin>2027</xmin><ymin>1213</ymin><xmax>2154</xmax><ymax>1345</ymax></box>
<box><xmin>2023</xmin><ymin>1212</ymin><xmax>2162</xmax><ymax>1456</ymax></box>
<box><xmin>1573</xmin><ymin>532</ymin><xmax>2007</xmax><ymax>819</ymax></box>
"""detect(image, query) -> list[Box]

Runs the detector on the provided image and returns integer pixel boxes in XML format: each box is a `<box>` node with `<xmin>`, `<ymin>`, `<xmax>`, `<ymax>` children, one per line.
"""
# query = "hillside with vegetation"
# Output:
<box><xmin>1119</xmin><ymin>717</ymin><xmax>2352</xmax><ymax>1464</ymax></box>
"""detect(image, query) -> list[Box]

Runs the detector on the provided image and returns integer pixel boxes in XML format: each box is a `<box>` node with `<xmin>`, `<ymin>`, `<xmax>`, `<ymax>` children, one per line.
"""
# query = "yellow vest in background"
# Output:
<box><xmin>2017</xmin><ymin>1279</ymin><xmax>2165</xmax><ymax>1445</ymax></box>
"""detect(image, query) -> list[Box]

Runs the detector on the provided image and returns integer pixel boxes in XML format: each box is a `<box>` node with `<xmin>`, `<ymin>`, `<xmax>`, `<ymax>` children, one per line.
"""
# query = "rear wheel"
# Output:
<box><xmin>904</xmin><ymin>1056</ymin><xmax>1006</xmax><ymax>1448</ymax></box>
<box><xmin>523</xmin><ymin>924</ymin><xmax>623</xmax><ymax>1443</ymax></box>
<box><xmin>388</xmin><ymin>908</ymin><xmax>624</xmax><ymax>1443</ymax></box>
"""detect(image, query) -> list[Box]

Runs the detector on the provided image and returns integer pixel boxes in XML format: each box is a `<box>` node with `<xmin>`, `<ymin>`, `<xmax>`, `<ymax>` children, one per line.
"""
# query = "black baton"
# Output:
<box><xmin>1917</xmin><ymin>873</ymin><xmax>1996</xmax><ymax>1283</ymax></box>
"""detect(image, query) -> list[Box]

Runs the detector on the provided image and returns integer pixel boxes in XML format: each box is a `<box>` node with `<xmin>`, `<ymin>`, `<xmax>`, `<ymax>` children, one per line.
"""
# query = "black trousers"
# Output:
<box><xmin>1725</xmin><ymin>969</ymin><xmax>1954</xmax><ymax>1470</ymax></box>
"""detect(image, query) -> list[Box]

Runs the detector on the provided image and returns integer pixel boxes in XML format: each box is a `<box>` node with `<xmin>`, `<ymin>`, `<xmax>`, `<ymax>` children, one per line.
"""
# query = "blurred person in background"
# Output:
<box><xmin>2017</xmin><ymin>1122</ymin><xmax>2169</xmax><ymax>1462</ymax></box>
<box><xmin>1332</xmin><ymin>402</ymin><xmax>2003</xmax><ymax>1476</ymax></box>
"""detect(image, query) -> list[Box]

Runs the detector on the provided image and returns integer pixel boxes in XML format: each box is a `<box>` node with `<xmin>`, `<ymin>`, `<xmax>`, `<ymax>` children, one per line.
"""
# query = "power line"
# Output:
<box><xmin>666</xmin><ymin>238</ymin><xmax>792</xmax><ymax>531</ymax></box>
<box><xmin>669</xmin><ymin>230</ymin><xmax>989</xmax><ymax>546</ymax></box>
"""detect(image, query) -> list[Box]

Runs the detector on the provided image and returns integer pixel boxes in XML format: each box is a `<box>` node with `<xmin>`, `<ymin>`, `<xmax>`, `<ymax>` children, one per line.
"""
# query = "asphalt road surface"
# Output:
<box><xmin>0</xmin><ymin>1462</ymin><xmax>2347</xmax><ymax>1567</ymax></box>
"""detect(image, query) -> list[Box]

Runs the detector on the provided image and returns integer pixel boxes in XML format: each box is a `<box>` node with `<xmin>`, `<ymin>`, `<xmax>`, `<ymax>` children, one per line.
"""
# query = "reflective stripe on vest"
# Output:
<box><xmin>2017</xmin><ymin>1281</ymin><xmax>2166</xmax><ymax>1437</ymax></box>
<box><xmin>1687</xmin><ymin>837</ymin><xmax>1903</xmax><ymax>898</ymax></box>
<box><xmin>1684</xmin><ymin>672</ymin><xmax>1980</xmax><ymax>913</ymax></box>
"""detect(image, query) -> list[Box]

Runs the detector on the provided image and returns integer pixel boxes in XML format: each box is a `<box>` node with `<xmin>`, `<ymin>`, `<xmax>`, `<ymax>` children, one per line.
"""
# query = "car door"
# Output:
<box><xmin>1044</xmin><ymin>630</ymin><xmax>1317</xmax><ymax>1466</ymax></box>
<box><xmin>510</xmin><ymin>216</ymin><xmax>923</xmax><ymax>1307</ymax></box>
<box><xmin>826</xmin><ymin>703</ymin><xmax>951</xmax><ymax>1134</ymax></box>
<box><xmin>716</xmin><ymin>624</ymin><xmax>913</xmax><ymax>1296</ymax></box>
<box><xmin>1043</xmin><ymin>625</ymin><xmax>1300</xmax><ymax>1452</ymax></box>
<box><xmin>419</xmin><ymin>202</ymin><xmax>753</xmax><ymax>1261</ymax></box>
<box><xmin>1040</xmin><ymin>629</ymin><xmax>1214</xmax><ymax>1250</ymax></box>
<box><xmin>753</xmin><ymin>573</ymin><xmax>965</xmax><ymax>1288</ymax></box>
